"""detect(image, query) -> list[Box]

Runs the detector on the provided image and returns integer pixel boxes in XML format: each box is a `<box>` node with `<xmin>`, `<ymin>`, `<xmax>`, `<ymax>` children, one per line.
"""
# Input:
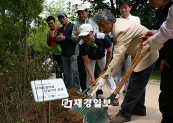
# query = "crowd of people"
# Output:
<box><xmin>46</xmin><ymin>0</ymin><xmax>173</xmax><ymax>123</ymax></box>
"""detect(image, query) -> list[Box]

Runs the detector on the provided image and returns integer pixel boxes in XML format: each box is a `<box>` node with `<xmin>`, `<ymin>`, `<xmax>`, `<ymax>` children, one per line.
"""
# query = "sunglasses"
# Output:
<box><xmin>80</xmin><ymin>31</ymin><xmax>92</xmax><ymax>38</ymax></box>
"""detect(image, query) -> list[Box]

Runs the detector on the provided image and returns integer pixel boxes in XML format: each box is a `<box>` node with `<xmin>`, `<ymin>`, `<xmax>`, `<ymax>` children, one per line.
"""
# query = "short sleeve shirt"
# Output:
<box><xmin>79</xmin><ymin>33</ymin><xmax>112</xmax><ymax>60</ymax></box>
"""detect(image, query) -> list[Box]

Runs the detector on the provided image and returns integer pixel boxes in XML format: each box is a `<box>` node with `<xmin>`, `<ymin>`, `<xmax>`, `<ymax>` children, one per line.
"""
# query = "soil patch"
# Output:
<box><xmin>69</xmin><ymin>88</ymin><xmax>88</xmax><ymax>100</ymax></box>
<box><xmin>0</xmin><ymin>87</ymin><xmax>87</xmax><ymax>123</ymax></box>
<box><xmin>51</xmin><ymin>110</ymin><xmax>83</xmax><ymax>123</ymax></box>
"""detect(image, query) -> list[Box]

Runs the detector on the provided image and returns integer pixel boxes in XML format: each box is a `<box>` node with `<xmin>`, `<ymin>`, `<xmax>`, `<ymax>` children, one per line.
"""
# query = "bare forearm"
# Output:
<box><xmin>106</xmin><ymin>52</ymin><xmax>112</xmax><ymax>68</ymax></box>
<box><xmin>84</xmin><ymin>62</ymin><xmax>95</xmax><ymax>79</ymax></box>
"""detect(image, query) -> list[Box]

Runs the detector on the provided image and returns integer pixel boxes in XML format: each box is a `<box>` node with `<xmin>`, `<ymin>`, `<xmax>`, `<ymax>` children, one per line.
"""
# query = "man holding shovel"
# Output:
<box><xmin>78</xmin><ymin>23</ymin><xmax>118</xmax><ymax>106</ymax></box>
<box><xmin>92</xmin><ymin>9</ymin><xmax>159</xmax><ymax>123</ymax></box>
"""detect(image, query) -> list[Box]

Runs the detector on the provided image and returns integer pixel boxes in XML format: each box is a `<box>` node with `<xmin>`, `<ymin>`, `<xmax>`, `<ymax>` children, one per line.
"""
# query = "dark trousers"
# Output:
<box><xmin>53</xmin><ymin>54</ymin><xmax>63</xmax><ymax>78</ymax></box>
<box><xmin>95</xmin><ymin>62</ymin><xmax>103</xmax><ymax>95</ymax></box>
<box><xmin>159</xmin><ymin>65</ymin><xmax>173</xmax><ymax>123</ymax></box>
<box><xmin>118</xmin><ymin>63</ymin><xmax>155</xmax><ymax>119</ymax></box>
<box><xmin>77</xmin><ymin>55</ymin><xmax>87</xmax><ymax>92</ymax></box>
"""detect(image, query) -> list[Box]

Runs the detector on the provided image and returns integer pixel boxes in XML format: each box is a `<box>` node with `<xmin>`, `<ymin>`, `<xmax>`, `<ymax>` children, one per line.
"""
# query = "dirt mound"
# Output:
<box><xmin>55</xmin><ymin>110</ymin><xmax>83</xmax><ymax>123</ymax></box>
<box><xmin>50</xmin><ymin>111</ymin><xmax>83</xmax><ymax>123</ymax></box>
<box><xmin>69</xmin><ymin>88</ymin><xmax>88</xmax><ymax>100</ymax></box>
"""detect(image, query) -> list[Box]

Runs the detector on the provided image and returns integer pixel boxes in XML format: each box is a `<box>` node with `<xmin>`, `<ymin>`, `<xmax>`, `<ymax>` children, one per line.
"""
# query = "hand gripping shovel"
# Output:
<box><xmin>109</xmin><ymin>32</ymin><xmax>152</xmax><ymax>101</ymax></box>
<box><xmin>69</xmin><ymin>70</ymin><xmax>105</xmax><ymax>115</ymax></box>
<box><xmin>82</xmin><ymin>70</ymin><xmax>105</xmax><ymax>94</ymax></box>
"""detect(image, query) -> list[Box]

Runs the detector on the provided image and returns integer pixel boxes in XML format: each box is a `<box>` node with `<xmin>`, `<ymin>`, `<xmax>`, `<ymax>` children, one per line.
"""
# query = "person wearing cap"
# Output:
<box><xmin>92</xmin><ymin>9</ymin><xmax>159</xmax><ymax>123</ymax></box>
<box><xmin>46</xmin><ymin>16</ymin><xmax>63</xmax><ymax>78</ymax></box>
<box><xmin>143</xmin><ymin>0</ymin><xmax>173</xmax><ymax>52</ymax></box>
<box><xmin>56</xmin><ymin>12</ymin><xmax>81</xmax><ymax>92</ymax></box>
<box><xmin>78</xmin><ymin>24</ymin><xmax>118</xmax><ymax>105</ymax></box>
<box><xmin>71</xmin><ymin>4</ymin><xmax>104</xmax><ymax>100</ymax></box>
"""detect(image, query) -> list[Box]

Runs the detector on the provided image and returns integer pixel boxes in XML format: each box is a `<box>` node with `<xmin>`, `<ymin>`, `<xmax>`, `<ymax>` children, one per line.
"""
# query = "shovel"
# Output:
<box><xmin>70</xmin><ymin>86</ymin><xmax>99</xmax><ymax>114</ymax></box>
<box><xmin>109</xmin><ymin>33</ymin><xmax>152</xmax><ymax>101</ymax></box>
<box><xmin>70</xmin><ymin>86</ymin><xmax>111</xmax><ymax>123</ymax></box>
<box><xmin>82</xmin><ymin>70</ymin><xmax>105</xmax><ymax>94</ymax></box>
<box><xmin>83</xmin><ymin>105</ymin><xmax>111</xmax><ymax>123</ymax></box>
<box><xmin>70</xmin><ymin>69</ymin><xmax>105</xmax><ymax>114</ymax></box>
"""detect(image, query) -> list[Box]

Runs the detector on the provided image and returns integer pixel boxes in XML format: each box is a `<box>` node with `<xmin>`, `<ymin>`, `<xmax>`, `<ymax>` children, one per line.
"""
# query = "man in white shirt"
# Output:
<box><xmin>113</xmin><ymin>0</ymin><xmax>141</xmax><ymax>104</ymax></box>
<box><xmin>143</xmin><ymin>0</ymin><xmax>173</xmax><ymax>52</ymax></box>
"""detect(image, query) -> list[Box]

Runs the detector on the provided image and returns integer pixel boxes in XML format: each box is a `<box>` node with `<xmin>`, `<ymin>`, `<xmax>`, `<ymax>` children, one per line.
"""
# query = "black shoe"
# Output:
<box><xmin>110</xmin><ymin>114</ymin><xmax>131</xmax><ymax>123</ymax></box>
<box><xmin>131</xmin><ymin>110</ymin><xmax>146</xmax><ymax>116</ymax></box>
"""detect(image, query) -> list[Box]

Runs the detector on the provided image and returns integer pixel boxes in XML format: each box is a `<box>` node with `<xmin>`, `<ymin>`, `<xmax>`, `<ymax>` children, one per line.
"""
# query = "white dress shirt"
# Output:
<box><xmin>120</xmin><ymin>14</ymin><xmax>141</xmax><ymax>24</ymax></box>
<box><xmin>154</xmin><ymin>4</ymin><xmax>173</xmax><ymax>43</ymax></box>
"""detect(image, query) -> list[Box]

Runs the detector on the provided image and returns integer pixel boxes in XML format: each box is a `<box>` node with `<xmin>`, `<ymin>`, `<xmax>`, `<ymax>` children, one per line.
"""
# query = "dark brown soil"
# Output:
<box><xmin>49</xmin><ymin>88</ymin><xmax>86</xmax><ymax>123</ymax></box>
<box><xmin>0</xmin><ymin>88</ymin><xmax>87</xmax><ymax>123</ymax></box>
<box><xmin>69</xmin><ymin>88</ymin><xmax>88</xmax><ymax>100</ymax></box>
<box><xmin>52</xmin><ymin>110</ymin><xmax>83</xmax><ymax>123</ymax></box>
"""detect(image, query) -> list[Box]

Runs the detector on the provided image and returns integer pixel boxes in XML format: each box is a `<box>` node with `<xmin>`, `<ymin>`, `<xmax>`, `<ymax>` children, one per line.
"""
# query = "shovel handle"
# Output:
<box><xmin>132</xmin><ymin>34</ymin><xmax>151</xmax><ymax>66</ymax></box>
<box><xmin>113</xmin><ymin>48</ymin><xmax>150</xmax><ymax>95</ymax></box>
<box><xmin>111</xmin><ymin>33</ymin><xmax>153</xmax><ymax>96</ymax></box>
<box><xmin>90</xmin><ymin>86</ymin><xmax>99</xmax><ymax>97</ymax></box>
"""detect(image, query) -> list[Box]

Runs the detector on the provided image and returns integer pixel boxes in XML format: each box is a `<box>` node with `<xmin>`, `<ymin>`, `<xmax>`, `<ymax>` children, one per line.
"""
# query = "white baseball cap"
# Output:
<box><xmin>77</xmin><ymin>4</ymin><xmax>88</xmax><ymax>11</ymax></box>
<box><xmin>78</xmin><ymin>24</ymin><xmax>93</xmax><ymax>37</ymax></box>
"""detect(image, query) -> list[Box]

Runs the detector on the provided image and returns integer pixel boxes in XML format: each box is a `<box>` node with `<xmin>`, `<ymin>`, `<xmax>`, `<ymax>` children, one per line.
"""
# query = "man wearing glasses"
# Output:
<box><xmin>78</xmin><ymin>24</ymin><xmax>117</xmax><ymax>105</ymax></box>
<box><xmin>72</xmin><ymin>4</ymin><xmax>105</xmax><ymax>100</ymax></box>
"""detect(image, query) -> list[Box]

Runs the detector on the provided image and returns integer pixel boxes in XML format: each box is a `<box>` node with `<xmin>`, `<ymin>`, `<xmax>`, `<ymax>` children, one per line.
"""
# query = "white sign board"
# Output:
<box><xmin>30</xmin><ymin>78</ymin><xmax>69</xmax><ymax>102</ymax></box>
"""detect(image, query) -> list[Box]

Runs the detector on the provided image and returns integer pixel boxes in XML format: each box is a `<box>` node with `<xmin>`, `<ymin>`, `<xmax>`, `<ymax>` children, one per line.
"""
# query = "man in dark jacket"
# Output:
<box><xmin>56</xmin><ymin>12</ymin><xmax>81</xmax><ymax>92</ymax></box>
<box><xmin>155</xmin><ymin>1</ymin><xmax>173</xmax><ymax>123</ymax></box>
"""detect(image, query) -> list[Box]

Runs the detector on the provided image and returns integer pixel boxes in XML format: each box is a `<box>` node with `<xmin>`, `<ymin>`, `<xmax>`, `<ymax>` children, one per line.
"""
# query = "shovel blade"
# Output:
<box><xmin>70</xmin><ymin>103</ymin><xmax>90</xmax><ymax>116</ymax></box>
<box><xmin>70</xmin><ymin>105</ymin><xmax>82</xmax><ymax>112</ymax></box>
<box><xmin>82</xmin><ymin>88</ymin><xmax>90</xmax><ymax>95</ymax></box>
<box><xmin>83</xmin><ymin>106</ymin><xmax>110</xmax><ymax>123</ymax></box>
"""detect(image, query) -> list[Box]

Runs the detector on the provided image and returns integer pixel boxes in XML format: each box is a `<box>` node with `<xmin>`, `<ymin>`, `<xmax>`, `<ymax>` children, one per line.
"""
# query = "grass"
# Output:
<box><xmin>149</xmin><ymin>70</ymin><xmax>161</xmax><ymax>82</ymax></box>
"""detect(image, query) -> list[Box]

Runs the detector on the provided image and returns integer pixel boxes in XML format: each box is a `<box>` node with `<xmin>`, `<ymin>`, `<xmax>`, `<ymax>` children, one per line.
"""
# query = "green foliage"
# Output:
<box><xmin>150</xmin><ymin>70</ymin><xmax>161</xmax><ymax>81</ymax></box>
<box><xmin>66</xmin><ymin>2</ymin><xmax>78</xmax><ymax>22</ymax></box>
<box><xmin>131</xmin><ymin>1</ymin><xmax>156</xmax><ymax>29</ymax></box>
<box><xmin>43</xmin><ymin>0</ymin><xmax>66</xmax><ymax>25</ymax></box>
<box><xmin>82</xmin><ymin>0</ymin><xmax>157</xmax><ymax>29</ymax></box>
<box><xmin>0</xmin><ymin>0</ymin><xmax>55</xmax><ymax>122</ymax></box>
<box><xmin>28</xmin><ymin>25</ymin><xmax>51</xmax><ymax>54</ymax></box>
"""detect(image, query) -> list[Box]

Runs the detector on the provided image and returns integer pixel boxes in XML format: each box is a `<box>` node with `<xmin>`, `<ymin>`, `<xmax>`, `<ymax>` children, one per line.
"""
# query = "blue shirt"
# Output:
<box><xmin>79</xmin><ymin>33</ymin><xmax>112</xmax><ymax>60</ymax></box>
